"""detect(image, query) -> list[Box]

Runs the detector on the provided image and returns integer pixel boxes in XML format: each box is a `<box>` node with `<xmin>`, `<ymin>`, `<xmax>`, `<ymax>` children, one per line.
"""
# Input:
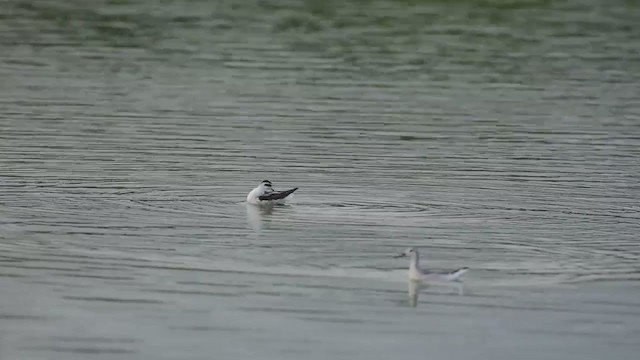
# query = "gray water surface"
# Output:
<box><xmin>1</xmin><ymin>0</ymin><xmax>640</xmax><ymax>359</ymax></box>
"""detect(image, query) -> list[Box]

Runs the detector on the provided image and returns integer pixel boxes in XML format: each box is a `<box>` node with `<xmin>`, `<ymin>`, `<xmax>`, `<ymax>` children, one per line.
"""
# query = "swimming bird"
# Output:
<box><xmin>246</xmin><ymin>180</ymin><xmax>298</xmax><ymax>205</ymax></box>
<box><xmin>394</xmin><ymin>247</ymin><xmax>468</xmax><ymax>282</ymax></box>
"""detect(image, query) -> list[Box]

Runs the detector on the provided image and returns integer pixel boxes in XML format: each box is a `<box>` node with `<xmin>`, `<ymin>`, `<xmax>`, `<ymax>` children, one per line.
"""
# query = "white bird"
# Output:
<box><xmin>394</xmin><ymin>247</ymin><xmax>468</xmax><ymax>283</ymax></box>
<box><xmin>246</xmin><ymin>180</ymin><xmax>298</xmax><ymax>205</ymax></box>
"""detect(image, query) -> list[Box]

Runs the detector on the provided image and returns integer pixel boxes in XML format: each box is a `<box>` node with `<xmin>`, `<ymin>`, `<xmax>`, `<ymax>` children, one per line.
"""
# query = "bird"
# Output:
<box><xmin>394</xmin><ymin>247</ymin><xmax>468</xmax><ymax>283</ymax></box>
<box><xmin>246</xmin><ymin>180</ymin><xmax>298</xmax><ymax>205</ymax></box>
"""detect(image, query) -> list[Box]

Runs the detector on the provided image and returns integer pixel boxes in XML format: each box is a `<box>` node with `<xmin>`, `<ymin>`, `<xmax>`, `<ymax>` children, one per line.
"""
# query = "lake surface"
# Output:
<box><xmin>1</xmin><ymin>0</ymin><xmax>640</xmax><ymax>359</ymax></box>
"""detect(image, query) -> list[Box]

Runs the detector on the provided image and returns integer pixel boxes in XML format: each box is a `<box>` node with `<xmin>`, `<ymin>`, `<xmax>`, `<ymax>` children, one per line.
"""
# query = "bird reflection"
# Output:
<box><xmin>245</xmin><ymin>203</ymin><xmax>275</xmax><ymax>232</ymax></box>
<box><xmin>407</xmin><ymin>279</ymin><xmax>465</xmax><ymax>307</ymax></box>
<box><xmin>408</xmin><ymin>279</ymin><xmax>420</xmax><ymax>307</ymax></box>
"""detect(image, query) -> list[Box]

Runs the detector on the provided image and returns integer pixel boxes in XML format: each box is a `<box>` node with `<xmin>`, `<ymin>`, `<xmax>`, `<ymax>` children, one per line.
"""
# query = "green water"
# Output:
<box><xmin>1</xmin><ymin>0</ymin><xmax>639</xmax><ymax>359</ymax></box>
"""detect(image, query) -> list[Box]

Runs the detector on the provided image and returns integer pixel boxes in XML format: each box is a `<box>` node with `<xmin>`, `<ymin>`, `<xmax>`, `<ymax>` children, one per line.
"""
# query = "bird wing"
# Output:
<box><xmin>258</xmin><ymin>187</ymin><xmax>298</xmax><ymax>201</ymax></box>
<box><xmin>444</xmin><ymin>267</ymin><xmax>469</xmax><ymax>281</ymax></box>
<box><xmin>418</xmin><ymin>267</ymin><xmax>468</xmax><ymax>282</ymax></box>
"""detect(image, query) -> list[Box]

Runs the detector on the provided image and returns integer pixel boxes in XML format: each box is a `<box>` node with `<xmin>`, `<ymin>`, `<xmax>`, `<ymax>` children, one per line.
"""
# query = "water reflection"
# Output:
<box><xmin>245</xmin><ymin>203</ymin><xmax>274</xmax><ymax>232</ymax></box>
<box><xmin>408</xmin><ymin>279</ymin><xmax>420</xmax><ymax>307</ymax></box>
<box><xmin>407</xmin><ymin>280</ymin><xmax>465</xmax><ymax>307</ymax></box>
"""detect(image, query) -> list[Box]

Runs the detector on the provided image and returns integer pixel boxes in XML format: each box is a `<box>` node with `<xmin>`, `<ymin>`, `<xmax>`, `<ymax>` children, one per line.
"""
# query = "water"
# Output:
<box><xmin>1</xmin><ymin>0</ymin><xmax>640</xmax><ymax>359</ymax></box>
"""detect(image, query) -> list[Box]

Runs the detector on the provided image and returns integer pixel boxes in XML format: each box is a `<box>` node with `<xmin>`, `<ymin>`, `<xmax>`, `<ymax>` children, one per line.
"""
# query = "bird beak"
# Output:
<box><xmin>393</xmin><ymin>253</ymin><xmax>406</xmax><ymax>258</ymax></box>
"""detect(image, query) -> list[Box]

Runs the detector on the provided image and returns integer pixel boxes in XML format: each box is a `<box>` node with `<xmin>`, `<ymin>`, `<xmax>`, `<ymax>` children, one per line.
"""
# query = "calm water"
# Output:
<box><xmin>1</xmin><ymin>0</ymin><xmax>640</xmax><ymax>359</ymax></box>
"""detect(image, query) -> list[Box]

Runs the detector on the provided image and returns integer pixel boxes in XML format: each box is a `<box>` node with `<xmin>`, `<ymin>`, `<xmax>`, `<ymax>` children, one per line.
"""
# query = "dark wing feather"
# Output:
<box><xmin>258</xmin><ymin>188</ymin><xmax>298</xmax><ymax>201</ymax></box>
